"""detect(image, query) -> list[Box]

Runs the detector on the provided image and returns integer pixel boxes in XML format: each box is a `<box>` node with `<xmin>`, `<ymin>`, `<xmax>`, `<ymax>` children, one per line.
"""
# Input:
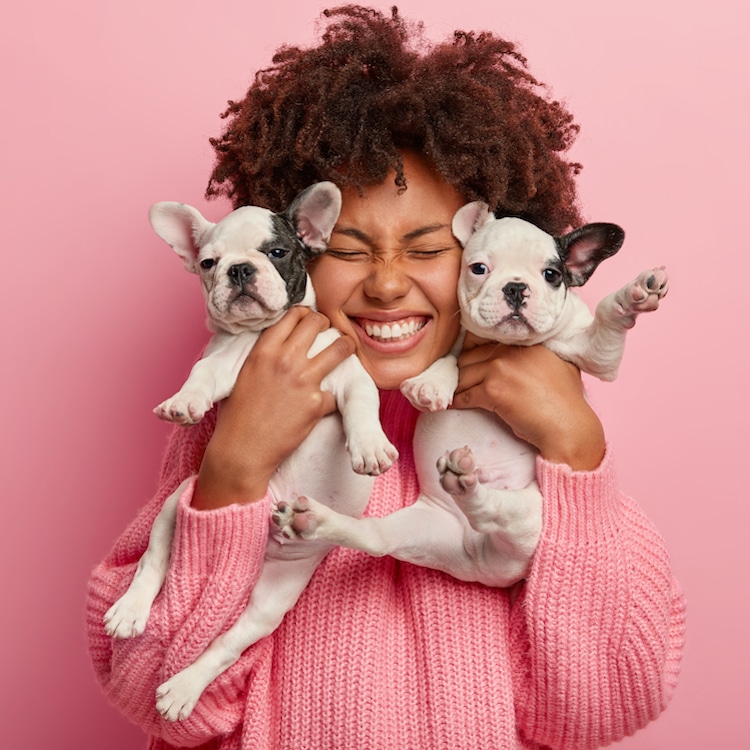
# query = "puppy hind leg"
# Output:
<box><xmin>438</xmin><ymin>448</ymin><xmax>542</xmax><ymax>586</ymax></box>
<box><xmin>275</xmin><ymin>494</ymin><xmax>486</xmax><ymax>581</ymax></box>
<box><xmin>104</xmin><ymin>480</ymin><xmax>186</xmax><ymax>638</ymax></box>
<box><xmin>155</xmin><ymin>551</ymin><xmax>328</xmax><ymax>722</ymax></box>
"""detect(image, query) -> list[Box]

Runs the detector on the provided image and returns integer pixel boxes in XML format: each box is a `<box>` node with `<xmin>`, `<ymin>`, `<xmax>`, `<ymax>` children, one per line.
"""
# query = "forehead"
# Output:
<box><xmin>202</xmin><ymin>206</ymin><xmax>277</xmax><ymax>253</ymax></box>
<box><xmin>335</xmin><ymin>154</ymin><xmax>465</xmax><ymax>244</ymax></box>
<box><xmin>466</xmin><ymin>217</ymin><xmax>557</xmax><ymax>259</ymax></box>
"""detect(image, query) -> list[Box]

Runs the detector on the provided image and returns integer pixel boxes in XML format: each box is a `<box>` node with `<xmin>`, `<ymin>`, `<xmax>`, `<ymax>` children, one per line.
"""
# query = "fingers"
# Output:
<box><xmin>451</xmin><ymin>342</ymin><xmax>603</xmax><ymax>469</ymax></box>
<box><xmin>243</xmin><ymin>306</ymin><xmax>356</xmax><ymax>385</ymax></box>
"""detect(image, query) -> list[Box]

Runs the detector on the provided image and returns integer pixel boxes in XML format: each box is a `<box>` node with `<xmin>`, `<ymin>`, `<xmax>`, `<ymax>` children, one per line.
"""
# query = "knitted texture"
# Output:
<box><xmin>87</xmin><ymin>390</ymin><xmax>685</xmax><ymax>749</ymax></box>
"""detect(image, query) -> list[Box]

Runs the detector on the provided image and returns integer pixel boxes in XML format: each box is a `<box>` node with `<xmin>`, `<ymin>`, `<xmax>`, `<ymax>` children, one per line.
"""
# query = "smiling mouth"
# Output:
<box><xmin>357</xmin><ymin>316</ymin><xmax>428</xmax><ymax>343</ymax></box>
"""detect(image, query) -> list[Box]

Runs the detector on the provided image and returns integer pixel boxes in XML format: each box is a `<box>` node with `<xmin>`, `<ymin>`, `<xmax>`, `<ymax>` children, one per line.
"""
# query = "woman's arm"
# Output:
<box><xmin>453</xmin><ymin>339</ymin><xmax>686</xmax><ymax>748</ymax></box>
<box><xmin>87</xmin><ymin>309</ymin><xmax>354</xmax><ymax>746</ymax></box>
<box><xmin>510</xmin><ymin>451</ymin><xmax>686</xmax><ymax>749</ymax></box>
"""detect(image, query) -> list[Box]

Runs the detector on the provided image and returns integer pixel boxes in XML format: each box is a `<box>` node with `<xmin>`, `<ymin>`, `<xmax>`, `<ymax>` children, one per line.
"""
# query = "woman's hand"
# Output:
<box><xmin>193</xmin><ymin>307</ymin><xmax>356</xmax><ymax>510</ymax></box>
<box><xmin>451</xmin><ymin>334</ymin><xmax>605</xmax><ymax>471</ymax></box>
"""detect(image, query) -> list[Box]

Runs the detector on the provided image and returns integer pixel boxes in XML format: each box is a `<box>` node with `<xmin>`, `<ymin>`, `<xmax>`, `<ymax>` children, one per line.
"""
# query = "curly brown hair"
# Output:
<box><xmin>206</xmin><ymin>5</ymin><xmax>583</xmax><ymax>234</ymax></box>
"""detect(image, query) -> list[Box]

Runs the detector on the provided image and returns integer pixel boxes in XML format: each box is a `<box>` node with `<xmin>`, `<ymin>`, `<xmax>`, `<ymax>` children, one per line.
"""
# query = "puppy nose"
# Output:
<box><xmin>502</xmin><ymin>281</ymin><xmax>528</xmax><ymax>308</ymax></box>
<box><xmin>228</xmin><ymin>263</ymin><xmax>256</xmax><ymax>286</ymax></box>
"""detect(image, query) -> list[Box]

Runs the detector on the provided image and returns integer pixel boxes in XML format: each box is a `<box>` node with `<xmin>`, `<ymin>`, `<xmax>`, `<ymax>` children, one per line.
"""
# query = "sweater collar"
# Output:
<box><xmin>378</xmin><ymin>389</ymin><xmax>420</xmax><ymax>451</ymax></box>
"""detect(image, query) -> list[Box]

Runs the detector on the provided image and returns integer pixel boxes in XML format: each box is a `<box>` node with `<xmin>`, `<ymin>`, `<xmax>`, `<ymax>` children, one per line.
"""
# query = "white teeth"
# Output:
<box><xmin>363</xmin><ymin>319</ymin><xmax>423</xmax><ymax>342</ymax></box>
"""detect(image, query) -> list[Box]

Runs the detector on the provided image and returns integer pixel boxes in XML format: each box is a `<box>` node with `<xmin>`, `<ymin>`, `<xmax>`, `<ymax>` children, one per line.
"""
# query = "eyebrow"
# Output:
<box><xmin>332</xmin><ymin>223</ymin><xmax>450</xmax><ymax>244</ymax></box>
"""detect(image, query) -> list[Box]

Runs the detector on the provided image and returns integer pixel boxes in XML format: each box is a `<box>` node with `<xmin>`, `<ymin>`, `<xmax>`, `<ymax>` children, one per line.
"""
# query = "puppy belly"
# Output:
<box><xmin>271</xmin><ymin>413</ymin><xmax>376</xmax><ymax>521</ymax></box>
<box><xmin>414</xmin><ymin>409</ymin><xmax>536</xmax><ymax>500</ymax></box>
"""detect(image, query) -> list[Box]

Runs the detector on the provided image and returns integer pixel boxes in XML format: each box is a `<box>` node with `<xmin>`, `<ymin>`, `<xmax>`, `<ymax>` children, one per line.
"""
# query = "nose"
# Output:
<box><xmin>502</xmin><ymin>281</ymin><xmax>528</xmax><ymax>309</ymax></box>
<box><xmin>228</xmin><ymin>263</ymin><xmax>256</xmax><ymax>287</ymax></box>
<box><xmin>362</xmin><ymin>260</ymin><xmax>412</xmax><ymax>303</ymax></box>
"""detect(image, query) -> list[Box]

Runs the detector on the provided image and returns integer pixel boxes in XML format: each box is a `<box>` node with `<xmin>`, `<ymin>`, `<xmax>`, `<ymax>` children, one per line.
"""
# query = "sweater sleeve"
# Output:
<box><xmin>86</xmin><ymin>411</ymin><xmax>275</xmax><ymax>747</ymax></box>
<box><xmin>509</xmin><ymin>447</ymin><xmax>686</xmax><ymax>749</ymax></box>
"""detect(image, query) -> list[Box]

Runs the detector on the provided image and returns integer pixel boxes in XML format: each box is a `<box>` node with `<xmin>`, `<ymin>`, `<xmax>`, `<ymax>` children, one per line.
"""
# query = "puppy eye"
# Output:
<box><xmin>469</xmin><ymin>263</ymin><xmax>489</xmax><ymax>275</ymax></box>
<box><xmin>543</xmin><ymin>268</ymin><xmax>562</xmax><ymax>284</ymax></box>
<box><xmin>200</xmin><ymin>259</ymin><xmax>216</xmax><ymax>270</ymax></box>
<box><xmin>267</xmin><ymin>248</ymin><xmax>289</xmax><ymax>259</ymax></box>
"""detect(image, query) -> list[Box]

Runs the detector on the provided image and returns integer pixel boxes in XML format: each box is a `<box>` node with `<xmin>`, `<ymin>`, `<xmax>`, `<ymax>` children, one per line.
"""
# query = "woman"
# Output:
<box><xmin>87</xmin><ymin>7</ymin><xmax>685</xmax><ymax>749</ymax></box>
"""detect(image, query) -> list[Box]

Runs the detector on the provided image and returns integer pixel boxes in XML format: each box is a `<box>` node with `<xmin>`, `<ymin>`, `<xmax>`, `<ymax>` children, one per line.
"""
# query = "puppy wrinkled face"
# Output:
<box><xmin>197</xmin><ymin>208</ymin><xmax>310</xmax><ymax>333</ymax></box>
<box><xmin>458</xmin><ymin>217</ymin><xmax>571</xmax><ymax>344</ymax></box>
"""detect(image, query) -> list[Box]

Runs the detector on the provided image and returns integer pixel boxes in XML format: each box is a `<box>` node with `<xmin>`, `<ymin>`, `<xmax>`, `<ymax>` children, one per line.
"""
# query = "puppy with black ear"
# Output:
<box><xmin>451</xmin><ymin>203</ymin><xmax>667</xmax><ymax>382</ymax></box>
<box><xmin>103</xmin><ymin>182</ymin><xmax>398</xmax><ymax>722</ymax></box>
<box><xmin>273</xmin><ymin>203</ymin><xmax>667</xmax><ymax>601</ymax></box>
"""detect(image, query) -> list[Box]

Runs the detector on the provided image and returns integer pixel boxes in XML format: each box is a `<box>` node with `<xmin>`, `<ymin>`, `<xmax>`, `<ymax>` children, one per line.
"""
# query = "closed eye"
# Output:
<box><xmin>326</xmin><ymin>248</ymin><xmax>370</xmax><ymax>261</ymax></box>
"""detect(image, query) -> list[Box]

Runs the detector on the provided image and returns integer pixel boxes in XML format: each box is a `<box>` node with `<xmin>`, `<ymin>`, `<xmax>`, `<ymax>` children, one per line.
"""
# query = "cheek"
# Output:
<box><xmin>423</xmin><ymin>260</ymin><xmax>461</xmax><ymax>319</ymax></box>
<box><xmin>308</xmin><ymin>257</ymin><xmax>356</xmax><ymax>318</ymax></box>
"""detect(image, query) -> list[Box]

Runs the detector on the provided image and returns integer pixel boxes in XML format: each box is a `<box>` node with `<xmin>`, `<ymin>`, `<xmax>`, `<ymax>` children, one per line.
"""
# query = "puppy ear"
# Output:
<box><xmin>286</xmin><ymin>182</ymin><xmax>342</xmax><ymax>254</ymax></box>
<box><xmin>452</xmin><ymin>201</ymin><xmax>494</xmax><ymax>247</ymax></box>
<box><xmin>149</xmin><ymin>202</ymin><xmax>215</xmax><ymax>274</ymax></box>
<box><xmin>557</xmin><ymin>223</ymin><xmax>625</xmax><ymax>287</ymax></box>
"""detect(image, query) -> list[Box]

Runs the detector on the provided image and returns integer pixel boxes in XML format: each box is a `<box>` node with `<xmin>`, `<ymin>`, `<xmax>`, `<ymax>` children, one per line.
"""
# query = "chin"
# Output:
<box><xmin>359</xmin><ymin>357</ymin><xmax>431</xmax><ymax>391</ymax></box>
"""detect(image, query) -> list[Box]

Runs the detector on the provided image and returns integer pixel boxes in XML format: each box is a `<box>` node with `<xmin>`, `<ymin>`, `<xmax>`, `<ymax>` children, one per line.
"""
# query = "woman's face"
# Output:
<box><xmin>309</xmin><ymin>152</ymin><xmax>466</xmax><ymax>390</ymax></box>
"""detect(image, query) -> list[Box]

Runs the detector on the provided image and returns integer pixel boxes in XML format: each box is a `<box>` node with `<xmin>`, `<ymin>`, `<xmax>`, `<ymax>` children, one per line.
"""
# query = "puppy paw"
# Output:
<box><xmin>347</xmin><ymin>432</ymin><xmax>399</xmax><ymax>476</ymax></box>
<box><xmin>154</xmin><ymin>392</ymin><xmax>213</xmax><ymax>425</ymax></box>
<box><xmin>614</xmin><ymin>267</ymin><xmax>669</xmax><ymax>322</ymax></box>
<box><xmin>103</xmin><ymin>590</ymin><xmax>153</xmax><ymax>639</ymax></box>
<box><xmin>155</xmin><ymin>672</ymin><xmax>202</xmax><ymax>722</ymax></box>
<box><xmin>437</xmin><ymin>446</ymin><xmax>480</xmax><ymax>501</ymax></box>
<box><xmin>400</xmin><ymin>376</ymin><xmax>454</xmax><ymax>412</ymax></box>
<box><xmin>272</xmin><ymin>496</ymin><xmax>328</xmax><ymax>540</ymax></box>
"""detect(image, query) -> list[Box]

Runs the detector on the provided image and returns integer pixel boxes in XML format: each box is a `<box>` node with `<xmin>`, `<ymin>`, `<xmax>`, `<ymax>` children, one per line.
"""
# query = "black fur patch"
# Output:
<box><xmin>262</xmin><ymin>215</ymin><xmax>314</xmax><ymax>306</ymax></box>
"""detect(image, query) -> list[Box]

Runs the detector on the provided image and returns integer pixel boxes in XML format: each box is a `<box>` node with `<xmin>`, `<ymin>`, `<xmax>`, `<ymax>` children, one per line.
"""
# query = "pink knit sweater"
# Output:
<box><xmin>87</xmin><ymin>390</ymin><xmax>685</xmax><ymax>750</ymax></box>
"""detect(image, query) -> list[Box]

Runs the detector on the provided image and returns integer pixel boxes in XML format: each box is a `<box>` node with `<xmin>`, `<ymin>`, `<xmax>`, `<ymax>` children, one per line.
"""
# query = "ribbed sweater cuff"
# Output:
<box><xmin>535</xmin><ymin>446</ymin><xmax>621</xmax><ymax>545</ymax></box>
<box><xmin>171</xmin><ymin>477</ymin><xmax>272</xmax><ymax>581</ymax></box>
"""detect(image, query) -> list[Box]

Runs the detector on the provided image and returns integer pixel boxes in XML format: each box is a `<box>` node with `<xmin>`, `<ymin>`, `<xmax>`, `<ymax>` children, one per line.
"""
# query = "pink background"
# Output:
<box><xmin>2</xmin><ymin>0</ymin><xmax>747</xmax><ymax>746</ymax></box>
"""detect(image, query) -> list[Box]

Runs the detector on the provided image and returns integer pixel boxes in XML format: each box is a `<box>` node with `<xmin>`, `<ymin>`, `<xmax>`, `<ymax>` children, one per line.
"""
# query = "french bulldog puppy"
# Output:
<box><xmin>273</xmin><ymin>202</ymin><xmax>668</xmax><ymax>589</ymax></box>
<box><xmin>103</xmin><ymin>182</ymin><xmax>398</xmax><ymax>722</ymax></box>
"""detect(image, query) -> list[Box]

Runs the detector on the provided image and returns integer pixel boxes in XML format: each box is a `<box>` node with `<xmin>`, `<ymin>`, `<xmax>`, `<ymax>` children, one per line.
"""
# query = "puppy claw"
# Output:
<box><xmin>103</xmin><ymin>592</ymin><xmax>152</xmax><ymax>639</ymax></box>
<box><xmin>613</xmin><ymin>266</ymin><xmax>669</xmax><ymax>320</ymax></box>
<box><xmin>400</xmin><ymin>377</ymin><xmax>453</xmax><ymax>412</ymax></box>
<box><xmin>347</xmin><ymin>434</ymin><xmax>399</xmax><ymax>476</ymax></box>
<box><xmin>154</xmin><ymin>392</ymin><xmax>213</xmax><ymax>425</ymax></box>
<box><xmin>155</xmin><ymin>674</ymin><xmax>201</xmax><ymax>722</ymax></box>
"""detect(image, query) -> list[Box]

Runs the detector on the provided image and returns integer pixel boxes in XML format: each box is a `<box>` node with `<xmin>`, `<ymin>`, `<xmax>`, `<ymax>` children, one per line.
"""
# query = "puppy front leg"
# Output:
<box><xmin>550</xmin><ymin>267</ymin><xmax>669</xmax><ymax>381</ymax></box>
<box><xmin>400</xmin><ymin>332</ymin><xmax>464</xmax><ymax>411</ymax></box>
<box><xmin>104</xmin><ymin>479</ymin><xmax>188</xmax><ymax>638</ymax></box>
<box><xmin>323</xmin><ymin>353</ymin><xmax>398</xmax><ymax>476</ymax></box>
<box><xmin>154</xmin><ymin>331</ymin><xmax>259</xmax><ymax>424</ymax></box>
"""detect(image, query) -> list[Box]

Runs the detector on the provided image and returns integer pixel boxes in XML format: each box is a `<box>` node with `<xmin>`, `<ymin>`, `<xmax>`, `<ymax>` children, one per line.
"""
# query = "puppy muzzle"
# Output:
<box><xmin>502</xmin><ymin>281</ymin><xmax>529</xmax><ymax>312</ymax></box>
<box><xmin>228</xmin><ymin>262</ymin><xmax>257</xmax><ymax>288</ymax></box>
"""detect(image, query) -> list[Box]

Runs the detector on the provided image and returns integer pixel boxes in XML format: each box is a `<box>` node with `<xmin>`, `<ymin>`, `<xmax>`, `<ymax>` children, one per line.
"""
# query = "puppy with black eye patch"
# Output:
<box><xmin>150</xmin><ymin>183</ymin><xmax>345</xmax><ymax>422</ymax></box>
<box><xmin>104</xmin><ymin>182</ymin><xmax>399</xmax><ymax>723</ymax></box>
